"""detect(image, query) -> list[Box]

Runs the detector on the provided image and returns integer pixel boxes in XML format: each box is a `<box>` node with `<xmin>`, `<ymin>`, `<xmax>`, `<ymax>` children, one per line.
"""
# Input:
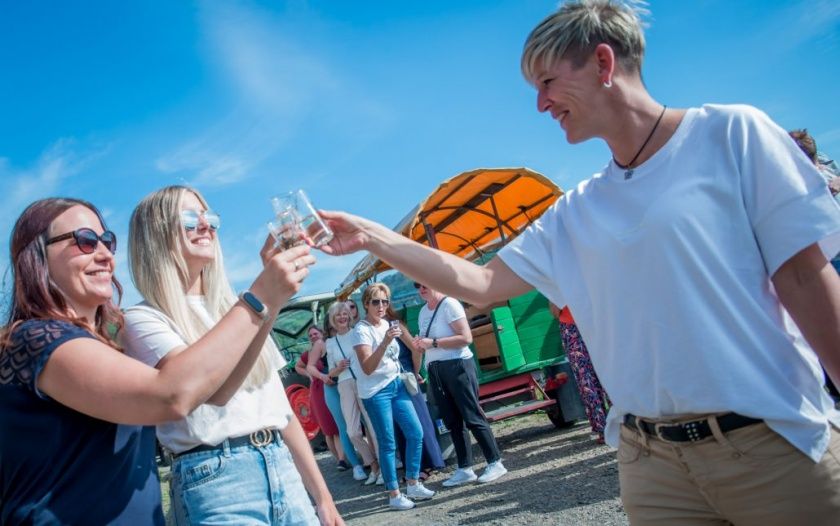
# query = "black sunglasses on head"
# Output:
<box><xmin>45</xmin><ymin>228</ymin><xmax>117</xmax><ymax>255</ymax></box>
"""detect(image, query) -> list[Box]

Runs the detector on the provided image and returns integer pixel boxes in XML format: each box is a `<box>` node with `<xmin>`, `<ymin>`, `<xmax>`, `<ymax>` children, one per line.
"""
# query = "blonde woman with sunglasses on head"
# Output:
<box><xmin>121</xmin><ymin>186</ymin><xmax>341</xmax><ymax>526</ymax></box>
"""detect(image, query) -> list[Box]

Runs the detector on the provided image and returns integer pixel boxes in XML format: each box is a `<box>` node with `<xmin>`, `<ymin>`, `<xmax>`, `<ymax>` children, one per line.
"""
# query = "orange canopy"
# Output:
<box><xmin>335</xmin><ymin>167</ymin><xmax>563</xmax><ymax>299</ymax></box>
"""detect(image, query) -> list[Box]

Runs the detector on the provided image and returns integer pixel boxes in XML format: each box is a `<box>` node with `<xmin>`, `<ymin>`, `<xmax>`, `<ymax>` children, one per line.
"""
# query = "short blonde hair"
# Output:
<box><xmin>327</xmin><ymin>301</ymin><xmax>351</xmax><ymax>331</ymax></box>
<box><xmin>521</xmin><ymin>0</ymin><xmax>648</xmax><ymax>83</ymax></box>
<box><xmin>362</xmin><ymin>283</ymin><xmax>391</xmax><ymax>308</ymax></box>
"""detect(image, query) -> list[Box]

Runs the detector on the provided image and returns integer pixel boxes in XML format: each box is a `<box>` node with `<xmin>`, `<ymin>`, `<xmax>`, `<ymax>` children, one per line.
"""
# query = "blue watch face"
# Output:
<box><xmin>241</xmin><ymin>291</ymin><xmax>265</xmax><ymax>314</ymax></box>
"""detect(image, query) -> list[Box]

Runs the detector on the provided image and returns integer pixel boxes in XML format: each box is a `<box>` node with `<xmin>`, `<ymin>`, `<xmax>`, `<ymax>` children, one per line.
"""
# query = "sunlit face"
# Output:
<box><xmin>333</xmin><ymin>307</ymin><xmax>351</xmax><ymax>331</ymax></box>
<box><xmin>365</xmin><ymin>290</ymin><xmax>390</xmax><ymax>320</ymax></box>
<box><xmin>534</xmin><ymin>55</ymin><xmax>604</xmax><ymax>144</ymax></box>
<box><xmin>308</xmin><ymin>326</ymin><xmax>323</xmax><ymax>344</ymax></box>
<box><xmin>45</xmin><ymin>205</ymin><xmax>115</xmax><ymax>319</ymax></box>
<box><xmin>179</xmin><ymin>191</ymin><xmax>216</xmax><ymax>268</ymax></box>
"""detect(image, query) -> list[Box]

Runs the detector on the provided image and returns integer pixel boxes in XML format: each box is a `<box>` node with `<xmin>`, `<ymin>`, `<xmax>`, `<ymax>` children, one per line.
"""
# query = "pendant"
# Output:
<box><xmin>624</xmin><ymin>169</ymin><xmax>634</xmax><ymax>180</ymax></box>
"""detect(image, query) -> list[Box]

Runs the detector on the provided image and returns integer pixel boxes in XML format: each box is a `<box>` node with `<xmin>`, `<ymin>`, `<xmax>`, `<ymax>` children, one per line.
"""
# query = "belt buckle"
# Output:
<box><xmin>250</xmin><ymin>428</ymin><xmax>274</xmax><ymax>447</ymax></box>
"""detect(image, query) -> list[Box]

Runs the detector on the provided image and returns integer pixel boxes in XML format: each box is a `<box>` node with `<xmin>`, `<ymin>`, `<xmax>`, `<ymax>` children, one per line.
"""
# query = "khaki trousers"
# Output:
<box><xmin>337</xmin><ymin>379</ymin><xmax>378</xmax><ymax>466</ymax></box>
<box><xmin>618</xmin><ymin>416</ymin><xmax>840</xmax><ymax>525</ymax></box>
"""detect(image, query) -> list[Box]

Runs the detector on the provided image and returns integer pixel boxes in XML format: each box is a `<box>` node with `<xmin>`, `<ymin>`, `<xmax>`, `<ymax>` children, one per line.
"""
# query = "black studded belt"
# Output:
<box><xmin>173</xmin><ymin>427</ymin><xmax>280</xmax><ymax>458</ymax></box>
<box><xmin>624</xmin><ymin>413</ymin><xmax>762</xmax><ymax>443</ymax></box>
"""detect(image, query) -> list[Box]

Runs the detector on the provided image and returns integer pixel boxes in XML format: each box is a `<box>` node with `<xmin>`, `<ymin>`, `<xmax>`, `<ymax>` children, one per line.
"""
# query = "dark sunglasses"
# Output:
<box><xmin>45</xmin><ymin>228</ymin><xmax>117</xmax><ymax>255</ymax></box>
<box><xmin>369</xmin><ymin>299</ymin><xmax>390</xmax><ymax>307</ymax></box>
<box><xmin>413</xmin><ymin>282</ymin><xmax>426</xmax><ymax>289</ymax></box>
<box><xmin>180</xmin><ymin>209</ymin><xmax>221</xmax><ymax>231</ymax></box>
<box><xmin>347</xmin><ymin>304</ymin><xmax>357</xmax><ymax>310</ymax></box>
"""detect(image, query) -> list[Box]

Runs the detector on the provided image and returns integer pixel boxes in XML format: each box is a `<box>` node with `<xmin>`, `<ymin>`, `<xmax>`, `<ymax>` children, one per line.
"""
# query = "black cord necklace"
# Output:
<box><xmin>614</xmin><ymin>105</ymin><xmax>667</xmax><ymax>180</ymax></box>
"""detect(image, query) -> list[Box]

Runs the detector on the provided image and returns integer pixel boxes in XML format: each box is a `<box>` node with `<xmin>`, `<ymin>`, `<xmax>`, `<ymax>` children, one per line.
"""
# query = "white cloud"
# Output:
<box><xmin>154</xmin><ymin>1</ymin><xmax>393</xmax><ymax>187</ymax></box>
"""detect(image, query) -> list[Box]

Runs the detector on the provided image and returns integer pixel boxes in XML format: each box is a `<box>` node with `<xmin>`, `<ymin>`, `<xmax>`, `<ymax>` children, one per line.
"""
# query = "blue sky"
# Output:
<box><xmin>2</xmin><ymin>0</ymin><xmax>839</xmax><ymax>307</ymax></box>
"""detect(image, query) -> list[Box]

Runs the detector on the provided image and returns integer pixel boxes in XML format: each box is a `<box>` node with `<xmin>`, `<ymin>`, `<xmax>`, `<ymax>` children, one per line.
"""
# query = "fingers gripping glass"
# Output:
<box><xmin>45</xmin><ymin>228</ymin><xmax>117</xmax><ymax>254</ymax></box>
<box><xmin>180</xmin><ymin>210</ymin><xmax>221</xmax><ymax>231</ymax></box>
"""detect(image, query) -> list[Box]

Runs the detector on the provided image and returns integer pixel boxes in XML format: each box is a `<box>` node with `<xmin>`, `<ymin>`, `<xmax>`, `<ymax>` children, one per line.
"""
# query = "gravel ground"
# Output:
<box><xmin>321</xmin><ymin>412</ymin><xmax>628</xmax><ymax>526</ymax></box>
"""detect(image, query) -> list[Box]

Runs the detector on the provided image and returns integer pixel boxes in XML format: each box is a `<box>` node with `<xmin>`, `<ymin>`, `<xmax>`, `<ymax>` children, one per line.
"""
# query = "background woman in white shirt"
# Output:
<box><xmin>352</xmin><ymin>283</ymin><xmax>434</xmax><ymax>510</ymax></box>
<box><xmin>122</xmin><ymin>185</ymin><xmax>340</xmax><ymax>525</ymax></box>
<box><xmin>323</xmin><ymin>301</ymin><xmax>381</xmax><ymax>484</ymax></box>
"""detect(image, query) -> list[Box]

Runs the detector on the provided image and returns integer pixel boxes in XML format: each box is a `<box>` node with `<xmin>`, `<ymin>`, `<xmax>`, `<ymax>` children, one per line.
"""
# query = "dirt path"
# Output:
<box><xmin>320</xmin><ymin>413</ymin><xmax>628</xmax><ymax>526</ymax></box>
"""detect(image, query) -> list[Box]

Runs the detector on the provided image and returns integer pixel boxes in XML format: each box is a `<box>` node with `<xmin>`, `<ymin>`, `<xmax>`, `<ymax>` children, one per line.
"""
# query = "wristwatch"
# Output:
<box><xmin>239</xmin><ymin>290</ymin><xmax>268</xmax><ymax>321</ymax></box>
<box><xmin>432</xmin><ymin>338</ymin><xmax>438</xmax><ymax>348</ymax></box>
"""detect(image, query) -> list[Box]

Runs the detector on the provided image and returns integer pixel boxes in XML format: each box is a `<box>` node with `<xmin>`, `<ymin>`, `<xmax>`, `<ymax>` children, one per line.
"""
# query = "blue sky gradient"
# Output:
<box><xmin>2</xmin><ymin>0</ymin><xmax>839</xmax><ymax>307</ymax></box>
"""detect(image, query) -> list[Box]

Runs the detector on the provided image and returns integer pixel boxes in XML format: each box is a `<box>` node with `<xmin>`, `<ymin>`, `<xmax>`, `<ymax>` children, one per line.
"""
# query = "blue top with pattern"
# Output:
<box><xmin>0</xmin><ymin>319</ymin><xmax>163</xmax><ymax>525</ymax></box>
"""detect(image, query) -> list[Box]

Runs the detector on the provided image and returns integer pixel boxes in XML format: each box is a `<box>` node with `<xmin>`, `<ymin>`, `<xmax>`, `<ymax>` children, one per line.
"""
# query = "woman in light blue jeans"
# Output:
<box><xmin>123</xmin><ymin>186</ymin><xmax>339</xmax><ymax>525</ymax></box>
<box><xmin>170</xmin><ymin>434</ymin><xmax>315</xmax><ymax>525</ymax></box>
<box><xmin>352</xmin><ymin>283</ymin><xmax>434</xmax><ymax>510</ymax></box>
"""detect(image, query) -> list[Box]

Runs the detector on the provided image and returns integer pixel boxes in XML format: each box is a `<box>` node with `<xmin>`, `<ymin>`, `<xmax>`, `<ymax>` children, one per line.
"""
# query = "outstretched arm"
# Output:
<box><xmin>320</xmin><ymin>210</ymin><xmax>531</xmax><ymax>307</ymax></box>
<box><xmin>773</xmin><ymin>243</ymin><xmax>840</xmax><ymax>386</ymax></box>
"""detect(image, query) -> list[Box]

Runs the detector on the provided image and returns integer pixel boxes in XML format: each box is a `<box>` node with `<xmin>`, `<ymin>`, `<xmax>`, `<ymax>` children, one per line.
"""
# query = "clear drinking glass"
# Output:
<box><xmin>268</xmin><ymin>189</ymin><xmax>333</xmax><ymax>249</ymax></box>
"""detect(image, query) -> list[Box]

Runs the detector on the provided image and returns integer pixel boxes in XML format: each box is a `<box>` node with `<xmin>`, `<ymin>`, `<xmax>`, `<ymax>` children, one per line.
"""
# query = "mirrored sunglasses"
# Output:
<box><xmin>369</xmin><ymin>299</ymin><xmax>390</xmax><ymax>307</ymax></box>
<box><xmin>45</xmin><ymin>228</ymin><xmax>117</xmax><ymax>255</ymax></box>
<box><xmin>180</xmin><ymin>209</ymin><xmax>221</xmax><ymax>231</ymax></box>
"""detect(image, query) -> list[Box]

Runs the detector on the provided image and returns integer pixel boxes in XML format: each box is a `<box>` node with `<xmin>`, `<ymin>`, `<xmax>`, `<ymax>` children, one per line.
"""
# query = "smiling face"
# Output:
<box><xmin>308</xmin><ymin>326</ymin><xmax>323</xmax><ymax>344</ymax></box>
<box><xmin>45</xmin><ymin>205</ymin><xmax>116</xmax><ymax>321</ymax></box>
<box><xmin>534</xmin><ymin>55</ymin><xmax>605</xmax><ymax>144</ymax></box>
<box><xmin>179</xmin><ymin>191</ymin><xmax>217</xmax><ymax>271</ymax></box>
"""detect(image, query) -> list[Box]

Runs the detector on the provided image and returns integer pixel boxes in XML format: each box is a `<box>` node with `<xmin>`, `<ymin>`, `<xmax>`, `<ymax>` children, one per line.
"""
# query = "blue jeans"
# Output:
<box><xmin>324</xmin><ymin>384</ymin><xmax>360</xmax><ymax>466</ymax></box>
<box><xmin>170</xmin><ymin>433</ymin><xmax>318</xmax><ymax>525</ymax></box>
<box><xmin>362</xmin><ymin>377</ymin><xmax>423</xmax><ymax>491</ymax></box>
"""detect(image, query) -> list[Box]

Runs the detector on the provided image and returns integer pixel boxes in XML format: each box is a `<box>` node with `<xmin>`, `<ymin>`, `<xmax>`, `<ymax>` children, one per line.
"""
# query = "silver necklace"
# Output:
<box><xmin>613</xmin><ymin>105</ymin><xmax>667</xmax><ymax>180</ymax></box>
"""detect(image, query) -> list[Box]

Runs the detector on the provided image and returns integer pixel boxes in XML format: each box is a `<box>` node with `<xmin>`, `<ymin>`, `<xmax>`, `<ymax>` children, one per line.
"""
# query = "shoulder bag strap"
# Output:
<box><xmin>333</xmin><ymin>335</ymin><xmax>357</xmax><ymax>380</ymax></box>
<box><xmin>424</xmin><ymin>296</ymin><xmax>449</xmax><ymax>338</ymax></box>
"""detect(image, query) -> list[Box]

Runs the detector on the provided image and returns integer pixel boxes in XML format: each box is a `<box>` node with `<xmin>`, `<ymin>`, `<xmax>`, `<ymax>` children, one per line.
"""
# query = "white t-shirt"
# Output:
<box><xmin>417</xmin><ymin>297</ymin><xmax>473</xmax><ymax>364</ymax></box>
<box><xmin>498</xmin><ymin>104</ymin><xmax>840</xmax><ymax>461</ymax></box>
<box><xmin>325</xmin><ymin>332</ymin><xmax>355</xmax><ymax>383</ymax></box>
<box><xmin>351</xmin><ymin>319</ymin><xmax>400</xmax><ymax>399</ymax></box>
<box><xmin>121</xmin><ymin>297</ymin><xmax>293</xmax><ymax>453</ymax></box>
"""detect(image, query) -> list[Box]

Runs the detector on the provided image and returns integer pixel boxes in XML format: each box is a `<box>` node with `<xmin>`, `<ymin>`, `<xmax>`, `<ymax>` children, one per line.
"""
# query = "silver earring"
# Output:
<box><xmin>602</xmin><ymin>79</ymin><xmax>612</xmax><ymax>88</ymax></box>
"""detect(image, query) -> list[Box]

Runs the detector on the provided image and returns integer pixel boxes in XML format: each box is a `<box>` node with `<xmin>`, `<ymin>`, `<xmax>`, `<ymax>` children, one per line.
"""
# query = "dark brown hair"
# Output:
<box><xmin>1</xmin><ymin>198</ymin><xmax>124</xmax><ymax>350</ymax></box>
<box><xmin>789</xmin><ymin>129</ymin><xmax>818</xmax><ymax>164</ymax></box>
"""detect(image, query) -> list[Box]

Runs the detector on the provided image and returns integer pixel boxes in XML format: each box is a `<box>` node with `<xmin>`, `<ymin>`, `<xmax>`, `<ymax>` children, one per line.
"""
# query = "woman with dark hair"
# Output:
<box><xmin>296</xmin><ymin>325</ymin><xmax>347</xmax><ymax>468</ymax></box>
<box><xmin>386</xmin><ymin>306</ymin><xmax>446</xmax><ymax>481</ymax></box>
<box><xmin>0</xmin><ymin>197</ymin><xmax>325</xmax><ymax>524</ymax></box>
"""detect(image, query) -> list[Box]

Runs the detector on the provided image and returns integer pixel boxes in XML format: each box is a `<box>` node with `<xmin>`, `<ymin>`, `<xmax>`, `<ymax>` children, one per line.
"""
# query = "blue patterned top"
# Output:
<box><xmin>0</xmin><ymin>319</ymin><xmax>163</xmax><ymax>525</ymax></box>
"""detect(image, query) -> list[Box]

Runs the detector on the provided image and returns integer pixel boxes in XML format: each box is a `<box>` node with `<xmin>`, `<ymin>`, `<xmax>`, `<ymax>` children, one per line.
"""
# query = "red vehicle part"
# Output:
<box><xmin>286</xmin><ymin>384</ymin><xmax>321</xmax><ymax>440</ymax></box>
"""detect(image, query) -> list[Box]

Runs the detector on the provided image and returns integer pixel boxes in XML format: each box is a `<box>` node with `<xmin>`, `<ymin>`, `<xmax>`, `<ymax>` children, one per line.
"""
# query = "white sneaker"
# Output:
<box><xmin>364</xmin><ymin>471</ymin><xmax>380</xmax><ymax>486</ymax></box>
<box><xmin>376</xmin><ymin>473</ymin><xmax>385</xmax><ymax>485</ymax></box>
<box><xmin>406</xmin><ymin>482</ymin><xmax>435</xmax><ymax>501</ymax></box>
<box><xmin>442</xmin><ymin>468</ymin><xmax>477</xmax><ymax>487</ymax></box>
<box><xmin>353</xmin><ymin>465</ymin><xmax>367</xmax><ymax>481</ymax></box>
<box><xmin>389</xmin><ymin>493</ymin><xmax>416</xmax><ymax>511</ymax></box>
<box><xmin>477</xmin><ymin>461</ymin><xmax>507</xmax><ymax>484</ymax></box>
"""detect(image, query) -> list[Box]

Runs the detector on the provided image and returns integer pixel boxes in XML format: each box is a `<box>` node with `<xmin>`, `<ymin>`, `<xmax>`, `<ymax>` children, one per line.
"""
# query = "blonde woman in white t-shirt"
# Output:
<box><xmin>323</xmin><ymin>301</ymin><xmax>381</xmax><ymax>484</ymax></box>
<box><xmin>122</xmin><ymin>185</ymin><xmax>341</xmax><ymax>526</ymax></box>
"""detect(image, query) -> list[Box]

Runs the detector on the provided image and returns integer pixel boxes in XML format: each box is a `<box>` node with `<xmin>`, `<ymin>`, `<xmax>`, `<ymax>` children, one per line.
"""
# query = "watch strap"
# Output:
<box><xmin>238</xmin><ymin>290</ymin><xmax>268</xmax><ymax>320</ymax></box>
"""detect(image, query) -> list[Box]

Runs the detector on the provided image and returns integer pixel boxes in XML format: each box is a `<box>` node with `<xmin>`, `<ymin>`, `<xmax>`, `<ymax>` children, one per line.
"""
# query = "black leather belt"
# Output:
<box><xmin>173</xmin><ymin>428</ymin><xmax>280</xmax><ymax>459</ymax></box>
<box><xmin>623</xmin><ymin>413</ymin><xmax>762</xmax><ymax>443</ymax></box>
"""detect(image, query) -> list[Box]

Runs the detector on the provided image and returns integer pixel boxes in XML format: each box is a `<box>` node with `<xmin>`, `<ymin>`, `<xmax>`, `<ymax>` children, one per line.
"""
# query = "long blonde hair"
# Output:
<box><xmin>128</xmin><ymin>185</ymin><xmax>278</xmax><ymax>389</ymax></box>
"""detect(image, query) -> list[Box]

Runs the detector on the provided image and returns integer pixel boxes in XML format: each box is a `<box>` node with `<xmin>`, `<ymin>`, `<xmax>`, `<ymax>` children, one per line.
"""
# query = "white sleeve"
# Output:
<box><xmin>442</xmin><ymin>297</ymin><xmax>466</xmax><ymax>324</ymax></box>
<box><xmin>497</xmin><ymin>201</ymin><xmax>568</xmax><ymax>309</ymax></box>
<box><xmin>324</xmin><ymin>339</ymin><xmax>338</xmax><ymax>370</ymax></box>
<box><xmin>121</xmin><ymin>306</ymin><xmax>187</xmax><ymax>367</ymax></box>
<box><xmin>352</xmin><ymin>323</ymin><xmax>375</xmax><ymax>349</ymax></box>
<box><xmin>735</xmin><ymin>106</ymin><xmax>840</xmax><ymax>274</ymax></box>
